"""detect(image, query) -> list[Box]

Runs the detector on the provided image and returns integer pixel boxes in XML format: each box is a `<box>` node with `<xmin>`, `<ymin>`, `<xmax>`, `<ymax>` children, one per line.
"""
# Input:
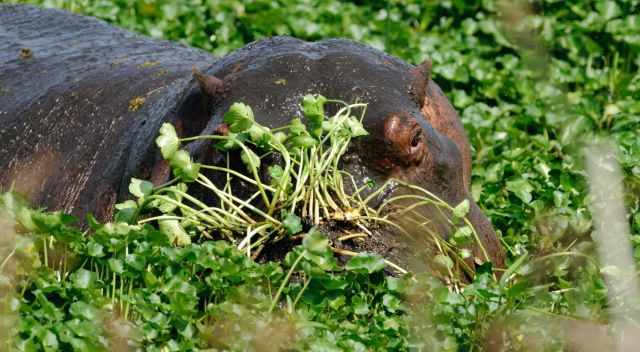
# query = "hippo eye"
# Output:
<box><xmin>411</xmin><ymin>129</ymin><xmax>422</xmax><ymax>147</ymax></box>
<box><xmin>407</xmin><ymin>127</ymin><xmax>426</xmax><ymax>165</ymax></box>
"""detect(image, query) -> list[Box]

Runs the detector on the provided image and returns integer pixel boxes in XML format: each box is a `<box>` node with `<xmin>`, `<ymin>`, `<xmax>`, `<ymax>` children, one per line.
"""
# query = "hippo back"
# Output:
<box><xmin>0</xmin><ymin>5</ymin><xmax>214</xmax><ymax>220</ymax></box>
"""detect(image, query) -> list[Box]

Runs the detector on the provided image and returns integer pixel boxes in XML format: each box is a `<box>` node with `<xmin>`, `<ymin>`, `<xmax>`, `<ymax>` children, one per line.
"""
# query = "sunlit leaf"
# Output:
<box><xmin>302</xmin><ymin>94</ymin><xmax>327</xmax><ymax>138</ymax></box>
<box><xmin>506</xmin><ymin>179</ymin><xmax>534</xmax><ymax>204</ymax></box>
<box><xmin>282</xmin><ymin>212</ymin><xmax>302</xmax><ymax>235</ymax></box>
<box><xmin>170</xmin><ymin>150</ymin><xmax>201</xmax><ymax>182</ymax></box>
<box><xmin>156</xmin><ymin>123</ymin><xmax>180</xmax><ymax>160</ymax></box>
<box><xmin>240</xmin><ymin>148</ymin><xmax>260</xmax><ymax>170</ymax></box>
<box><xmin>345</xmin><ymin>253</ymin><xmax>385</xmax><ymax>274</ymax></box>
<box><xmin>302</xmin><ymin>228</ymin><xmax>329</xmax><ymax>255</ymax></box>
<box><xmin>128</xmin><ymin>178</ymin><xmax>153</xmax><ymax>199</ymax></box>
<box><xmin>223</xmin><ymin>102</ymin><xmax>255</xmax><ymax>133</ymax></box>
<box><xmin>453</xmin><ymin>199</ymin><xmax>470</xmax><ymax>218</ymax></box>
<box><xmin>159</xmin><ymin>219</ymin><xmax>191</xmax><ymax>246</ymax></box>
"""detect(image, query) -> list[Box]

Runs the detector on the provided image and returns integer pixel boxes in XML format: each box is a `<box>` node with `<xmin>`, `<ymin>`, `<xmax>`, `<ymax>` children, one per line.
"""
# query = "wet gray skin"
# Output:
<box><xmin>0</xmin><ymin>5</ymin><xmax>214</xmax><ymax>220</ymax></box>
<box><xmin>0</xmin><ymin>5</ymin><xmax>504</xmax><ymax>269</ymax></box>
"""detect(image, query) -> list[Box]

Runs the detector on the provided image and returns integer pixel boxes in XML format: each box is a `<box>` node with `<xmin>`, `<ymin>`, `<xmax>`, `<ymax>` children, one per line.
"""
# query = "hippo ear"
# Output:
<box><xmin>417</xmin><ymin>59</ymin><xmax>432</xmax><ymax>80</ymax></box>
<box><xmin>410</xmin><ymin>60</ymin><xmax>432</xmax><ymax>106</ymax></box>
<box><xmin>192</xmin><ymin>66</ymin><xmax>223</xmax><ymax>97</ymax></box>
<box><xmin>165</xmin><ymin>67</ymin><xmax>222</xmax><ymax>139</ymax></box>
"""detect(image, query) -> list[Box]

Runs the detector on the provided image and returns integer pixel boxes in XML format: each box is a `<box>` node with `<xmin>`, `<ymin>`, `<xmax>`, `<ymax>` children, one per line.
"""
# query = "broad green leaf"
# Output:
<box><xmin>386</xmin><ymin>276</ymin><xmax>407</xmax><ymax>294</ymax></box>
<box><xmin>322</xmin><ymin>119</ymin><xmax>336</xmax><ymax>132</ymax></box>
<box><xmin>302</xmin><ymin>228</ymin><xmax>330</xmax><ymax>255</ymax></box>
<box><xmin>302</xmin><ymin>252</ymin><xmax>339</xmax><ymax>272</ymax></box>
<box><xmin>288</xmin><ymin>118</ymin><xmax>307</xmax><ymax>135</ymax></box>
<box><xmin>215</xmin><ymin>132</ymin><xmax>244</xmax><ymax>151</ymax></box>
<box><xmin>170</xmin><ymin>150</ymin><xmax>201</xmax><ymax>182</ymax></box>
<box><xmin>506</xmin><ymin>281</ymin><xmax>529</xmax><ymax>299</ymax></box>
<box><xmin>86</xmin><ymin>242</ymin><xmax>104</xmax><ymax>257</ymax></box>
<box><xmin>128</xmin><ymin>178</ymin><xmax>153</xmax><ymax>198</ymax></box>
<box><xmin>223</xmin><ymin>102</ymin><xmax>254</xmax><ymax>133</ymax></box>
<box><xmin>383</xmin><ymin>318</ymin><xmax>400</xmax><ymax>331</ymax></box>
<box><xmin>281</xmin><ymin>212</ymin><xmax>302</xmax><ymax>235</ymax></box>
<box><xmin>155</xmin><ymin>183</ymin><xmax>187</xmax><ymax>214</ymax></box>
<box><xmin>159</xmin><ymin>219</ymin><xmax>191</xmax><ymax>246</ymax></box>
<box><xmin>345</xmin><ymin>253</ymin><xmax>386</xmax><ymax>273</ymax></box>
<box><xmin>108</xmin><ymin>258</ymin><xmax>124</xmax><ymax>274</ymax></box>
<box><xmin>302</xmin><ymin>94</ymin><xmax>327</xmax><ymax>119</ymax></box>
<box><xmin>69</xmin><ymin>301</ymin><xmax>99</xmax><ymax>320</ymax></box>
<box><xmin>506</xmin><ymin>179</ymin><xmax>534</xmax><ymax>204</ymax></box>
<box><xmin>453</xmin><ymin>199</ymin><xmax>470</xmax><ymax>218</ymax></box>
<box><xmin>71</xmin><ymin>269</ymin><xmax>95</xmax><ymax>289</ymax></box>
<box><xmin>433</xmin><ymin>254</ymin><xmax>454</xmax><ymax>270</ymax></box>
<box><xmin>302</xmin><ymin>94</ymin><xmax>327</xmax><ymax>138</ymax></box>
<box><xmin>155</xmin><ymin>123</ymin><xmax>180</xmax><ymax>159</ymax></box>
<box><xmin>268</xmin><ymin>164</ymin><xmax>285</xmax><ymax>186</ymax></box>
<box><xmin>328</xmin><ymin>296</ymin><xmax>346</xmax><ymax>310</ymax></box>
<box><xmin>345</xmin><ymin>116</ymin><xmax>368</xmax><ymax>137</ymax></box>
<box><xmin>596</xmin><ymin>1</ymin><xmax>621</xmax><ymax>20</ymax></box>
<box><xmin>382</xmin><ymin>293</ymin><xmax>401</xmax><ymax>313</ymax></box>
<box><xmin>114</xmin><ymin>200</ymin><xmax>137</xmax><ymax>223</ymax></box>
<box><xmin>125</xmin><ymin>254</ymin><xmax>146</xmax><ymax>271</ymax></box>
<box><xmin>452</xmin><ymin>226</ymin><xmax>473</xmax><ymax>245</ymax></box>
<box><xmin>287</xmin><ymin>135</ymin><xmax>317</xmax><ymax>149</ymax></box>
<box><xmin>352</xmin><ymin>295</ymin><xmax>370</xmax><ymax>315</ymax></box>
<box><xmin>16</xmin><ymin>206</ymin><xmax>37</xmax><ymax>232</ymax></box>
<box><xmin>273</xmin><ymin>131</ymin><xmax>287</xmax><ymax>145</ymax></box>
<box><xmin>247</xmin><ymin>124</ymin><xmax>271</xmax><ymax>145</ymax></box>
<box><xmin>101</xmin><ymin>221</ymin><xmax>140</xmax><ymax>236</ymax></box>
<box><xmin>535</xmin><ymin>162</ymin><xmax>551</xmax><ymax>179</ymax></box>
<box><xmin>240</xmin><ymin>148</ymin><xmax>260</xmax><ymax>170</ymax></box>
<box><xmin>144</xmin><ymin>271</ymin><xmax>159</xmax><ymax>287</ymax></box>
<box><xmin>42</xmin><ymin>330</ymin><xmax>59</xmax><ymax>351</ymax></box>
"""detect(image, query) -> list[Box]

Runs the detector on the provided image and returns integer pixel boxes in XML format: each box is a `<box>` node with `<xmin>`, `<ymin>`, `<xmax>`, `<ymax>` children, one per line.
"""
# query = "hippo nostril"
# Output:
<box><xmin>377</xmin><ymin>158</ymin><xmax>393</xmax><ymax>171</ymax></box>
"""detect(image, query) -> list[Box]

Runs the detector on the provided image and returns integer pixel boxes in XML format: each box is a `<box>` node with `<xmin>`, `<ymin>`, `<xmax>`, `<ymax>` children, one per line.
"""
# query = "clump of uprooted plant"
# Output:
<box><xmin>117</xmin><ymin>94</ymin><xmax>489</xmax><ymax>283</ymax></box>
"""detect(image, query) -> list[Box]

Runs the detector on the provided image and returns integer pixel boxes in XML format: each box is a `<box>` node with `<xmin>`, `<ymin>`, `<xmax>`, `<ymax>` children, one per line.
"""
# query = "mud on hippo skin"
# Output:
<box><xmin>185</xmin><ymin>36</ymin><xmax>505</xmax><ymax>269</ymax></box>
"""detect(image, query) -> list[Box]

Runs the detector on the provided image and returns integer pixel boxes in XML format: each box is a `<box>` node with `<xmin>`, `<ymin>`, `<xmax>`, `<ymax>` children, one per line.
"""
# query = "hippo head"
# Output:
<box><xmin>181</xmin><ymin>37</ymin><xmax>504</xmax><ymax>270</ymax></box>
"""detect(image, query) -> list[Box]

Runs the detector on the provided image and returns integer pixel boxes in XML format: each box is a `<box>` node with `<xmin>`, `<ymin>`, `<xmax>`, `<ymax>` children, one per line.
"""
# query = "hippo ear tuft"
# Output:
<box><xmin>192</xmin><ymin>66</ymin><xmax>223</xmax><ymax>97</ymax></box>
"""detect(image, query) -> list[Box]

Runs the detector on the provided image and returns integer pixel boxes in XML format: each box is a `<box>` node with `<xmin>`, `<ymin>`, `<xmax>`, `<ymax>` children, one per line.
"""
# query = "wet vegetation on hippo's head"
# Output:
<box><xmin>123</xmin><ymin>95</ymin><xmax>499</xmax><ymax>282</ymax></box>
<box><xmin>185</xmin><ymin>41</ymin><xmax>505</xmax><ymax>269</ymax></box>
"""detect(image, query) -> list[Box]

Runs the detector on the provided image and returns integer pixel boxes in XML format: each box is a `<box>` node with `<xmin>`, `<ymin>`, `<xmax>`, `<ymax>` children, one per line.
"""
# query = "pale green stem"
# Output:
<box><xmin>269</xmin><ymin>250</ymin><xmax>306</xmax><ymax>313</ymax></box>
<box><xmin>199</xmin><ymin>164</ymin><xmax>276</xmax><ymax>192</ymax></box>
<box><xmin>196</xmin><ymin>176</ymin><xmax>280</xmax><ymax>225</ymax></box>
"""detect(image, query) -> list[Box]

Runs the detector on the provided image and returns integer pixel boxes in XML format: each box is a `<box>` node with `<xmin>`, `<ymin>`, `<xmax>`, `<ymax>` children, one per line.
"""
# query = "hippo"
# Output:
<box><xmin>0</xmin><ymin>4</ymin><xmax>214</xmax><ymax>221</ymax></box>
<box><xmin>0</xmin><ymin>5</ymin><xmax>505</xmax><ymax>269</ymax></box>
